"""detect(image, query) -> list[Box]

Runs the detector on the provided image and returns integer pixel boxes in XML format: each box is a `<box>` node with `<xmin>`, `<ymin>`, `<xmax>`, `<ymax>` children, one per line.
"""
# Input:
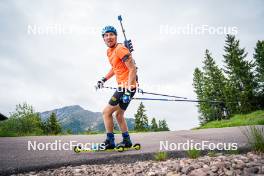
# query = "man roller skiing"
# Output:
<box><xmin>96</xmin><ymin>25</ymin><xmax>138</xmax><ymax>150</ymax></box>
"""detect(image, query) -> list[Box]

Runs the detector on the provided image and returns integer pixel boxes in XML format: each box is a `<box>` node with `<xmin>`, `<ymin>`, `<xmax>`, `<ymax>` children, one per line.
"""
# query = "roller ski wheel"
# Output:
<box><xmin>73</xmin><ymin>145</ymin><xmax>101</xmax><ymax>153</ymax></box>
<box><xmin>114</xmin><ymin>143</ymin><xmax>141</xmax><ymax>152</ymax></box>
<box><xmin>73</xmin><ymin>140</ymin><xmax>116</xmax><ymax>153</ymax></box>
<box><xmin>73</xmin><ymin>145</ymin><xmax>82</xmax><ymax>153</ymax></box>
<box><xmin>133</xmin><ymin>143</ymin><xmax>141</xmax><ymax>150</ymax></box>
<box><xmin>115</xmin><ymin>145</ymin><xmax>125</xmax><ymax>152</ymax></box>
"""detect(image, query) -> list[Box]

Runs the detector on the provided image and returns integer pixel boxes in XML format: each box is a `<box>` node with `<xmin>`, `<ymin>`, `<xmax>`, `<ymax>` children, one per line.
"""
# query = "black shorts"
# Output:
<box><xmin>108</xmin><ymin>88</ymin><xmax>136</xmax><ymax>110</ymax></box>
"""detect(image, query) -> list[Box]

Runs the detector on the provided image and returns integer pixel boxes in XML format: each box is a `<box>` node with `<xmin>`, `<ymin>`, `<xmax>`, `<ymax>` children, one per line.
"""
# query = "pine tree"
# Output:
<box><xmin>47</xmin><ymin>112</ymin><xmax>62</xmax><ymax>135</ymax></box>
<box><xmin>157</xmin><ymin>119</ymin><xmax>169</xmax><ymax>131</ymax></box>
<box><xmin>223</xmin><ymin>34</ymin><xmax>256</xmax><ymax>113</ymax></box>
<box><xmin>223</xmin><ymin>80</ymin><xmax>238</xmax><ymax>115</ymax></box>
<box><xmin>161</xmin><ymin>119</ymin><xmax>170</xmax><ymax>131</ymax></box>
<box><xmin>67</xmin><ymin>129</ymin><xmax>73</xmax><ymax>134</ymax></box>
<box><xmin>254</xmin><ymin>41</ymin><xmax>264</xmax><ymax>88</ymax></box>
<box><xmin>254</xmin><ymin>40</ymin><xmax>264</xmax><ymax>108</ymax></box>
<box><xmin>150</xmin><ymin>117</ymin><xmax>158</xmax><ymax>131</ymax></box>
<box><xmin>158</xmin><ymin>120</ymin><xmax>162</xmax><ymax>131</ymax></box>
<box><xmin>193</xmin><ymin>68</ymin><xmax>207</xmax><ymax>123</ymax></box>
<box><xmin>193</xmin><ymin>50</ymin><xmax>229</xmax><ymax>124</ymax></box>
<box><xmin>203</xmin><ymin>49</ymin><xmax>229</xmax><ymax>121</ymax></box>
<box><xmin>134</xmin><ymin>102</ymin><xmax>149</xmax><ymax>131</ymax></box>
<box><xmin>142</xmin><ymin>112</ymin><xmax>149</xmax><ymax>130</ymax></box>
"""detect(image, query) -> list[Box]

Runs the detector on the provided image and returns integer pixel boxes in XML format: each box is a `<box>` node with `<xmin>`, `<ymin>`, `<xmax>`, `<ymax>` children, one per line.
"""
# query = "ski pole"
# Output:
<box><xmin>132</xmin><ymin>97</ymin><xmax>224</xmax><ymax>103</ymax></box>
<box><xmin>137</xmin><ymin>89</ymin><xmax>188</xmax><ymax>99</ymax></box>
<box><xmin>118</xmin><ymin>15</ymin><xmax>134</xmax><ymax>52</ymax></box>
<box><xmin>118</xmin><ymin>15</ymin><xmax>127</xmax><ymax>41</ymax></box>
<box><xmin>97</xmin><ymin>86</ymin><xmax>228</xmax><ymax>104</ymax></box>
<box><xmin>101</xmin><ymin>86</ymin><xmax>188</xmax><ymax>100</ymax></box>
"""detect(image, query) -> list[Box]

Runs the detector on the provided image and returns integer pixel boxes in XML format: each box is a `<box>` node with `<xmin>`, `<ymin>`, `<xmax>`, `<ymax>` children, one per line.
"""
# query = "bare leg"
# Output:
<box><xmin>102</xmin><ymin>105</ymin><xmax>117</xmax><ymax>133</ymax></box>
<box><xmin>115</xmin><ymin>107</ymin><xmax>132</xmax><ymax>147</ymax></box>
<box><xmin>115</xmin><ymin>107</ymin><xmax>128</xmax><ymax>133</ymax></box>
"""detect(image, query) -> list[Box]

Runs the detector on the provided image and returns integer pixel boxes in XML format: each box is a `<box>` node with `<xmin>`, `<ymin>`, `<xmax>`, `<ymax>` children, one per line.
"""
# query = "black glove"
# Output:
<box><xmin>96</xmin><ymin>77</ymin><xmax>107</xmax><ymax>89</ymax></box>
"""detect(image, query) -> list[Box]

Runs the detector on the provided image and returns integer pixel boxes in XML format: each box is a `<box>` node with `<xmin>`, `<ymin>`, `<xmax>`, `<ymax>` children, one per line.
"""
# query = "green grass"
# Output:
<box><xmin>0</xmin><ymin>130</ymin><xmax>44</xmax><ymax>137</ymax></box>
<box><xmin>0</xmin><ymin>130</ymin><xmax>18</xmax><ymax>137</ymax></box>
<box><xmin>197</xmin><ymin>110</ymin><xmax>264</xmax><ymax>129</ymax></box>
<box><xmin>207</xmin><ymin>151</ymin><xmax>217</xmax><ymax>157</ymax></box>
<box><xmin>242</xmin><ymin>126</ymin><xmax>264</xmax><ymax>153</ymax></box>
<box><xmin>154</xmin><ymin>151</ymin><xmax>168</xmax><ymax>161</ymax></box>
<box><xmin>225</xmin><ymin>149</ymin><xmax>240</xmax><ymax>155</ymax></box>
<box><xmin>186</xmin><ymin>148</ymin><xmax>201</xmax><ymax>159</ymax></box>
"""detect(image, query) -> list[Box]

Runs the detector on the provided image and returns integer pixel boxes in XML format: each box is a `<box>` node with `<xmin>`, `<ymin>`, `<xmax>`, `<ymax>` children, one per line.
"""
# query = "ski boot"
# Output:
<box><xmin>115</xmin><ymin>138</ymin><xmax>133</xmax><ymax>152</ymax></box>
<box><xmin>116</xmin><ymin>138</ymin><xmax>132</xmax><ymax>148</ymax></box>
<box><xmin>99</xmin><ymin>139</ymin><xmax>116</xmax><ymax>151</ymax></box>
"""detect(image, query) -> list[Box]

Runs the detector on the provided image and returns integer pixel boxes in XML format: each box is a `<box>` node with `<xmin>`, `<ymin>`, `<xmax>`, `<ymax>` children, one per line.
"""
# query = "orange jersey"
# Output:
<box><xmin>107</xmin><ymin>43</ymin><xmax>137</xmax><ymax>88</ymax></box>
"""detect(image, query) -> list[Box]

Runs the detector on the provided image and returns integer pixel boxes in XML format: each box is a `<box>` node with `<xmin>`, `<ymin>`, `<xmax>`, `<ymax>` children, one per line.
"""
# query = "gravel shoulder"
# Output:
<box><xmin>1</xmin><ymin>126</ymin><xmax>263</xmax><ymax>175</ymax></box>
<box><xmin>13</xmin><ymin>152</ymin><xmax>264</xmax><ymax>176</ymax></box>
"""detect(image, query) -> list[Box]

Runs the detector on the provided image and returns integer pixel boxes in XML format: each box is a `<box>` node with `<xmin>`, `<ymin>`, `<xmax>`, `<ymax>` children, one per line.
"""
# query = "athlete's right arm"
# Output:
<box><xmin>104</xmin><ymin>68</ymin><xmax>115</xmax><ymax>81</ymax></box>
<box><xmin>96</xmin><ymin>69</ymin><xmax>114</xmax><ymax>89</ymax></box>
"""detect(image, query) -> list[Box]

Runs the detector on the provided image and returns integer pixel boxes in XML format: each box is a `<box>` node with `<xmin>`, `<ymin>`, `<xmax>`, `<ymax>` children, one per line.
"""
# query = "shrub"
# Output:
<box><xmin>154</xmin><ymin>151</ymin><xmax>168</xmax><ymax>161</ymax></box>
<box><xmin>186</xmin><ymin>148</ymin><xmax>201</xmax><ymax>159</ymax></box>
<box><xmin>242</xmin><ymin>125</ymin><xmax>264</xmax><ymax>153</ymax></box>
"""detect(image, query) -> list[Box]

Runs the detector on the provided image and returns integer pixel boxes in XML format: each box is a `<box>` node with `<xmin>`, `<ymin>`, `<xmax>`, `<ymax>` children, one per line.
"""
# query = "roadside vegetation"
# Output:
<box><xmin>196</xmin><ymin>110</ymin><xmax>264</xmax><ymax>129</ymax></box>
<box><xmin>242</xmin><ymin>125</ymin><xmax>264</xmax><ymax>153</ymax></box>
<box><xmin>193</xmin><ymin>35</ymin><xmax>264</xmax><ymax>126</ymax></box>
<box><xmin>186</xmin><ymin>148</ymin><xmax>201</xmax><ymax>159</ymax></box>
<box><xmin>0</xmin><ymin>102</ymin><xmax>169</xmax><ymax>137</ymax></box>
<box><xmin>154</xmin><ymin>151</ymin><xmax>168</xmax><ymax>161</ymax></box>
<box><xmin>0</xmin><ymin>103</ymin><xmax>62</xmax><ymax>137</ymax></box>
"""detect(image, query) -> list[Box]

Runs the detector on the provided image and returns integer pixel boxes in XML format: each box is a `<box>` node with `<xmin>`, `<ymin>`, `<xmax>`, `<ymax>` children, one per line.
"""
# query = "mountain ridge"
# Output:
<box><xmin>40</xmin><ymin>105</ymin><xmax>134</xmax><ymax>133</ymax></box>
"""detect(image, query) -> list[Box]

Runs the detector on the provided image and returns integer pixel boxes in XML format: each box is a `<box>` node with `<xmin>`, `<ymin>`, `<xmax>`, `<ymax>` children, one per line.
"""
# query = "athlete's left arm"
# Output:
<box><xmin>124</xmin><ymin>55</ymin><xmax>137</xmax><ymax>90</ymax></box>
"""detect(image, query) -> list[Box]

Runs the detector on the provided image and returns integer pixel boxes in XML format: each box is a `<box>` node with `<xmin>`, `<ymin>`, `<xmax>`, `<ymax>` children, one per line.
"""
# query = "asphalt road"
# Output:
<box><xmin>0</xmin><ymin>126</ymin><xmax>259</xmax><ymax>175</ymax></box>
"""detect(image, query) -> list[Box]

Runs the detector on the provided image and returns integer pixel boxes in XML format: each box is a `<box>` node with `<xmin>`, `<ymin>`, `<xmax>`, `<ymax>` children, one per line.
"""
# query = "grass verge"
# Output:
<box><xmin>196</xmin><ymin>110</ymin><xmax>264</xmax><ymax>129</ymax></box>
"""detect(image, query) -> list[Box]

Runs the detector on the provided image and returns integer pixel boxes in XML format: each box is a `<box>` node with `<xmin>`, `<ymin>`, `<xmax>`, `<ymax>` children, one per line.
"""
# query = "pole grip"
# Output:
<box><xmin>118</xmin><ymin>15</ymin><xmax>122</xmax><ymax>22</ymax></box>
<box><xmin>117</xmin><ymin>15</ymin><xmax>127</xmax><ymax>41</ymax></box>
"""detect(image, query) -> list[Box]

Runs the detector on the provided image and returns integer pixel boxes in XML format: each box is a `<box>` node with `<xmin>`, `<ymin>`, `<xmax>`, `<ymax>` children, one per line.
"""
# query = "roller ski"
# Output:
<box><xmin>73</xmin><ymin>139</ymin><xmax>141</xmax><ymax>153</ymax></box>
<box><xmin>73</xmin><ymin>143</ymin><xmax>141</xmax><ymax>153</ymax></box>
<box><xmin>115</xmin><ymin>142</ymin><xmax>141</xmax><ymax>152</ymax></box>
<box><xmin>73</xmin><ymin>145</ymin><xmax>117</xmax><ymax>153</ymax></box>
<box><xmin>73</xmin><ymin>139</ymin><xmax>116</xmax><ymax>153</ymax></box>
<box><xmin>113</xmin><ymin>137</ymin><xmax>141</xmax><ymax>152</ymax></box>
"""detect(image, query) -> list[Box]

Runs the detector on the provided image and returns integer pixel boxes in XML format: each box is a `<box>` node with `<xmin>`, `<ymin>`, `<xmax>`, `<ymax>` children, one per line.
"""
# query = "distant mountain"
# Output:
<box><xmin>40</xmin><ymin>105</ymin><xmax>134</xmax><ymax>134</ymax></box>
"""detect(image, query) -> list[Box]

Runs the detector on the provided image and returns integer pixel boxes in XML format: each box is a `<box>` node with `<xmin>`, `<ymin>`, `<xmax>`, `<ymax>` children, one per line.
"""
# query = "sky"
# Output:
<box><xmin>0</xmin><ymin>0</ymin><xmax>263</xmax><ymax>130</ymax></box>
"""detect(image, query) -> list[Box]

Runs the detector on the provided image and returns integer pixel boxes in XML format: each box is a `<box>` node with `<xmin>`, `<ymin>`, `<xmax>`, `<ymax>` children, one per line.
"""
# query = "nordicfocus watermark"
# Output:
<box><xmin>27</xmin><ymin>140</ymin><xmax>105</xmax><ymax>151</ymax></box>
<box><xmin>27</xmin><ymin>24</ymin><xmax>101</xmax><ymax>36</ymax></box>
<box><xmin>160</xmin><ymin>140</ymin><xmax>238</xmax><ymax>151</ymax></box>
<box><xmin>160</xmin><ymin>24</ymin><xmax>238</xmax><ymax>36</ymax></box>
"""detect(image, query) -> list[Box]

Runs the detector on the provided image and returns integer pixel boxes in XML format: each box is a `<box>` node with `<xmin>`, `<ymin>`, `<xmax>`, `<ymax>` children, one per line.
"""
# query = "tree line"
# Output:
<box><xmin>193</xmin><ymin>34</ymin><xmax>264</xmax><ymax>124</ymax></box>
<box><xmin>0</xmin><ymin>102</ymin><xmax>168</xmax><ymax>136</ymax></box>
<box><xmin>134</xmin><ymin>102</ymin><xmax>170</xmax><ymax>131</ymax></box>
<box><xmin>0</xmin><ymin>103</ymin><xmax>62</xmax><ymax>136</ymax></box>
